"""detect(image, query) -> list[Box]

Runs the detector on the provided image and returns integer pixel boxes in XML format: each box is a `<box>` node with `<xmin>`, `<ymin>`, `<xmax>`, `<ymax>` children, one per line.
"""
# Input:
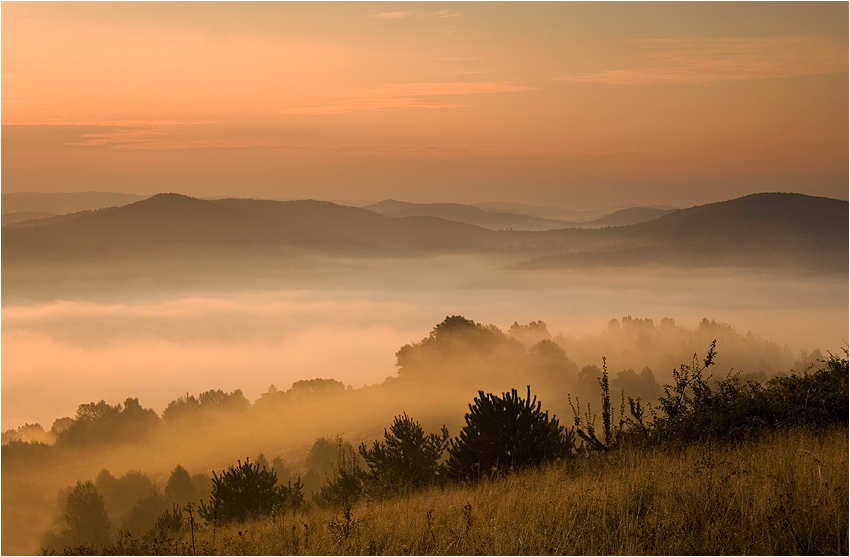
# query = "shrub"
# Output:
<box><xmin>359</xmin><ymin>413</ymin><xmax>449</xmax><ymax>497</ymax></box>
<box><xmin>198</xmin><ymin>458</ymin><xmax>303</xmax><ymax>525</ymax></box>
<box><xmin>446</xmin><ymin>386</ymin><xmax>574</xmax><ymax>481</ymax></box>
<box><xmin>313</xmin><ymin>442</ymin><xmax>365</xmax><ymax>510</ymax></box>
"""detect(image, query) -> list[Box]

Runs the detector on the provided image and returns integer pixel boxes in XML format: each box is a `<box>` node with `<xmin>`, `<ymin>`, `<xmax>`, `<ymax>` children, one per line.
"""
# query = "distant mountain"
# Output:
<box><xmin>363</xmin><ymin>200</ymin><xmax>568</xmax><ymax>231</ymax></box>
<box><xmin>569</xmin><ymin>207</ymin><xmax>677</xmax><ymax>228</ymax></box>
<box><xmin>472</xmin><ymin>201</ymin><xmax>607</xmax><ymax>221</ymax></box>
<box><xmin>3</xmin><ymin>192</ymin><xmax>845</xmax><ymax>273</ymax></box>
<box><xmin>2</xmin><ymin>194</ymin><xmax>498</xmax><ymax>261</ymax></box>
<box><xmin>2</xmin><ymin>191</ymin><xmax>146</xmax><ymax>215</ymax></box>
<box><xmin>523</xmin><ymin>193</ymin><xmax>848</xmax><ymax>271</ymax></box>
<box><xmin>2</xmin><ymin>211</ymin><xmax>55</xmax><ymax>225</ymax></box>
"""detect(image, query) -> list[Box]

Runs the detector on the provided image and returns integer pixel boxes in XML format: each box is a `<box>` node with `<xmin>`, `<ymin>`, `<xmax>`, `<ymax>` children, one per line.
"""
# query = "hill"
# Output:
<box><xmin>573</xmin><ymin>206</ymin><xmax>677</xmax><ymax>227</ymax></box>
<box><xmin>363</xmin><ymin>200</ymin><xmax>569</xmax><ymax>231</ymax></box>
<box><xmin>523</xmin><ymin>193</ymin><xmax>848</xmax><ymax>271</ymax></box>
<box><xmin>3</xmin><ymin>192</ymin><xmax>845</xmax><ymax>273</ymax></box>
<box><xmin>2</xmin><ymin>211</ymin><xmax>55</xmax><ymax>225</ymax></box>
<box><xmin>2</xmin><ymin>194</ymin><xmax>499</xmax><ymax>262</ymax></box>
<box><xmin>2</xmin><ymin>191</ymin><xmax>147</xmax><ymax>215</ymax></box>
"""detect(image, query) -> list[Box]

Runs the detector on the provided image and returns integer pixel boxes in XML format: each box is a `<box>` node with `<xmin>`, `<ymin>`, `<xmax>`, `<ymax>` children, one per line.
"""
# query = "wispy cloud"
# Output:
<box><xmin>558</xmin><ymin>37</ymin><xmax>848</xmax><ymax>85</ymax></box>
<box><xmin>3</xmin><ymin>118</ymin><xmax>211</xmax><ymax>127</ymax></box>
<box><xmin>428</xmin><ymin>10</ymin><xmax>461</xmax><ymax>19</ymax></box>
<box><xmin>279</xmin><ymin>81</ymin><xmax>533</xmax><ymax>115</ymax></box>
<box><xmin>372</xmin><ymin>11</ymin><xmax>411</xmax><ymax>19</ymax></box>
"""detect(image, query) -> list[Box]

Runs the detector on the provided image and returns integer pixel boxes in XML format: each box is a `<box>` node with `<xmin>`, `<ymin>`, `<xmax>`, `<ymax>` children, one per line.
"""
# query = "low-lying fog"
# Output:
<box><xmin>4</xmin><ymin>257</ymin><xmax>846</xmax><ymax>429</ymax></box>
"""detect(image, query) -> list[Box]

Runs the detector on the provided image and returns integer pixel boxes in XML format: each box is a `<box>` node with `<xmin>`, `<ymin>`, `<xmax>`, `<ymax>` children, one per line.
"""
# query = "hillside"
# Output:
<box><xmin>1</xmin><ymin>191</ymin><xmax>147</xmax><ymax>215</ymax></box>
<box><xmin>574</xmin><ymin>206</ymin><xmax>676</xmax><ymax>227</ymax></box>
<box><xmin>3</xmin><ymin>192</ymin><xmax>845</xmax><ymax>272</ymax></box>
<box><xmin>363</xmin><ymin>200</ymin><xmax>569</xmax><ymax>231</ymax></box>
<box><xmin>2</xmin><ymin>194</ymin><xmax>499</xmax><ymax>261</ymax></box>
<box><xmin>523</xmin><ymin>193</ymin><xmax>848</xmax><ymax>271</ymax></box>
<box><xmin>365</xmin><ymin>200</ymin><xmax>674</xmax><ymax>230</ymax></box>
<box><xmin>2</xmin><ymin>211</ymin><xmax>55</xmax><ymax>225</ymax></box>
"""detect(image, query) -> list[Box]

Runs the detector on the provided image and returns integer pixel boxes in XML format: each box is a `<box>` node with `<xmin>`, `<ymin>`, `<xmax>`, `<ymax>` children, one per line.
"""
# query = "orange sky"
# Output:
<box><xmin>2</xmin><ymin>2</ymin><xmax>847</xmax><ymax>208</ymax></box>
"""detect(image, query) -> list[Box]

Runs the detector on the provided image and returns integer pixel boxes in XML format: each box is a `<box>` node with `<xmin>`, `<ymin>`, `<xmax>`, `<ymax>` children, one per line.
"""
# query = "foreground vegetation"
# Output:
<box><xmin>61</xmin><ymin>426</ymin><xmax>848</xmax><ymax>555</ymax></box>
<box><xmin>38</xmin><ymin>341</ymin><xmax>848</xmax><ymax>555</ymax></box>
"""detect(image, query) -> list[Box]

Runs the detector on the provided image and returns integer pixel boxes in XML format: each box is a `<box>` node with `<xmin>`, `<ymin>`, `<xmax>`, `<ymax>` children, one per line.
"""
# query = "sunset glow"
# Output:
<box><xmin>3</xmin><ymin>2</ymin><xmax>847</xmax><ymax>207</ymax></box>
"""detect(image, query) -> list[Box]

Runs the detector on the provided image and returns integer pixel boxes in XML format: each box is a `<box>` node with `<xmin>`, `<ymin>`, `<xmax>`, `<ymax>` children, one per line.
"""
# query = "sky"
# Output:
<box><xmin>2</xmin><ymin>2</ymin><xmax>848</xmax><ymax>209</ymax></box>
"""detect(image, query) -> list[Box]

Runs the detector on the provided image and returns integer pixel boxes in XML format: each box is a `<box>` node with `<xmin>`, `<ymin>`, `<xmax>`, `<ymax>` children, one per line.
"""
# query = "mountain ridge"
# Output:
<box><xmin>3</xmin><ymin>192</ymin><xmax>845</xmax><ymax>273</ymax></box>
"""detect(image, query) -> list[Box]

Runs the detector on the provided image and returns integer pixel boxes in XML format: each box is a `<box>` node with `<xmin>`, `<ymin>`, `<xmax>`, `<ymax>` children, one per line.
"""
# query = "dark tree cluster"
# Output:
<box><xmin>254</xmin><ymin>378</ymin><xmax>347</xmax><ymax>412</ymax></box>
<box><xmin>394</xmin><ymin>316</ymin><xmax>577</xmax><ymax>391</ymax></box>
<box><xmin>56</xmin><ymin>398</ymin><xmax>161</xmax><ymax>449</ymax></box>
<box><xmin>162</xmin><ymin>389</ymin><xmax>250</xmax><ymax>424</ymax></box>
<box><xmin>447</xmin><ymin>387</ymin><xmax>575</xmax><ymax>481</ymax></box>
<box><xmin>198</xmin><ymin>458</ymin><xmax>303</xmax><ymax>525</ymax></box>
<box><xmin>359</xmin><ymin>413</ymin><xmax>450</xmax><ymax>496</ymax></box>
<box><xmin>572</xmin><ymin>343</ymin><xmax>849</xmax><ymax>449</ymax></box>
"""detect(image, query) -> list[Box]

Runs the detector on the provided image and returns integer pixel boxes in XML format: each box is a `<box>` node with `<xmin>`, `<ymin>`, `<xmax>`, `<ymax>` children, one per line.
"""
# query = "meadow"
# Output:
<box><xmin>90</xmin><ymin>426</ymin><xmax>848</xmax><ymax>556</ymax></box>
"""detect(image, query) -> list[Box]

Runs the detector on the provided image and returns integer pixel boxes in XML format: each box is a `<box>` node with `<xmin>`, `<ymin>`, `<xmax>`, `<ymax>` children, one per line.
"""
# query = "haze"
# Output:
<box><xmin>1</xmin><ymin>3</ymin><xmax>848</xmax><ymax>555</ymax></box>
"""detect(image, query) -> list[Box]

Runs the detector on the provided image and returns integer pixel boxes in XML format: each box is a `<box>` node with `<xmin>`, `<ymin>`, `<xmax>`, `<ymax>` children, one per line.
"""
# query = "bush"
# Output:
<box><xmin>359</xmin><ymin>413</ymin><xmax>449</xmax><ymax>497</ymax></box>
<box><xmin>313</xmin><ymin>442</ymin><xmax>365</xmax><ymax>510</ymax></box>
<box><xmin>198</xmin><ymin>458</ymin><xmax>303</xmax><ymax>525</ymax></box>
<box><xmin>446</xmin><ymin>387</ymin><xmax>574</xmax><ymax>481</ymax></box>
<box><xmin>613</xmin><ymin>342</ymin><xmax>849</xmax><ymax>445</ymax></box>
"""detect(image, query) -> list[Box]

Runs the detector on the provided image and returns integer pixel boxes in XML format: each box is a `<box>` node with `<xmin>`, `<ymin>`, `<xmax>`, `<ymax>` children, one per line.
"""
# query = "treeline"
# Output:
<box><xmin>41</xmin><ymin>343</ymin><xmax>847</xmax><ymax>554</ymax></box>
<box><xmin>3</xmin><ymin>315</ymin><xmax>798</xmax><ymax>457</ymax></box>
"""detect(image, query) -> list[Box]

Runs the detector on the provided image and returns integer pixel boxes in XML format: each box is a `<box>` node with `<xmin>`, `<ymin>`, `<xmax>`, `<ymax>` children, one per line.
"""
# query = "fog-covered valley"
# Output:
<box><xmin>2</xmin><ymin>192</ymin><xmax>847</xmax><ymax>555</ymax></box>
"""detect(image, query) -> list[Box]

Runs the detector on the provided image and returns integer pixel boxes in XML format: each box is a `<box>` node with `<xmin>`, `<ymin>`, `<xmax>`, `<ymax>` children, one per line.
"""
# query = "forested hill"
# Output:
<box><xmin>525</xmin><ymin>192</ymin><xmax>848</xmax><ymax>271</ymax></box>
<box><xmin>1</xmin><ymin>194</ymin><xmax>497</xmax><ymax>260</ymax></box>
<box><xmin>3</xmin><ymin>192</ymin><xmax>846</xmax><ymax>271</ymax></box>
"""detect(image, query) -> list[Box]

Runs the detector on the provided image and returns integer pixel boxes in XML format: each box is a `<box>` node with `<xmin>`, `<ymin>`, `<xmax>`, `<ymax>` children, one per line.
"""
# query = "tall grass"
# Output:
<box><xmin>87</xmin><ymin>426</ymin><xmax>848</xmax><ymax>555</ymax></box>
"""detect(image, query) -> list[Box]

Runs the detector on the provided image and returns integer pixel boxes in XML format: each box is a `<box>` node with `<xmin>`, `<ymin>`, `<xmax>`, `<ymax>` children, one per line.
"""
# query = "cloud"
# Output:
<box><xmin>558</xmin><ymin>36</ymin><xmax>848</xmax><ymax>85</ymax></box>
<box><xmin>373</xmin><ymin>11</ymin><xmax>411</xmax><ymax>19</ymax></box>
<box><xmin>279</xmin><ymin>81</ymin><xmax>533</xmax><ymax>115</ymax></box>
<box><xmin>429</xmin><ymin>10</ymin><xmax>461</xmax><ymax>18</ymax></box>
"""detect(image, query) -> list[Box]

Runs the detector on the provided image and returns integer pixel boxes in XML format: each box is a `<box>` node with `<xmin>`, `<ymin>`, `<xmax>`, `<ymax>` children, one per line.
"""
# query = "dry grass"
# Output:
<box><xmin>105</xmin><ymin>426</ymin><xmax>847</xmax><ymax>555</ymax></box>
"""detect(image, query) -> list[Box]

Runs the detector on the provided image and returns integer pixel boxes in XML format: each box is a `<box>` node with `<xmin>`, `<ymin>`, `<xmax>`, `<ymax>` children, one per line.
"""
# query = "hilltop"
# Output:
<box><xmin>3</xmin><ymin>192</ymin><xmax>845</xmax><ymax>273</ymax></box>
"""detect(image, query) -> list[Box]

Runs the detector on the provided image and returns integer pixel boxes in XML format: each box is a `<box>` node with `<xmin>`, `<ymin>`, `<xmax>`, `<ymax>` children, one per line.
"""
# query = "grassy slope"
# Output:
<box><xmin>107</xmin><ymin>426</ymin><xmax>848</xmax><ymax>555</ymax></box>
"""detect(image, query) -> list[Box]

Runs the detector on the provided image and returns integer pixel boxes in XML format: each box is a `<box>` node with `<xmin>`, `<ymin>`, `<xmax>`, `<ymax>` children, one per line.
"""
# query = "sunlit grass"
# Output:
<box><xmin>97</xmin><ymin>426</ymin><xmax>848</xmax><ymax>555</ymax></box>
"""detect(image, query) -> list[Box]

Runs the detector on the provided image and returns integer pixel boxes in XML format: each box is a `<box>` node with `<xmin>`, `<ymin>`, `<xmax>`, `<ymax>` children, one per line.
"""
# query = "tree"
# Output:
<box><xmin>64</xmin><ymin>481</ymin><xmax>111</xmax><ymax>548</ymax></box>
<box><xmin>303</xmin><ymin>436</ymin><xmax>356</xmax><ymax>496</ymax></box>
<box><xmin>198</xmin><ymin>458</ymin><xmax>303</xmax><ymax>525</ymax></box>
<box><xmin>359</xmin><ymin>413</ymin><xmax>449</xmax><ymax>496</ymax></box>
<box><xmin>121</xmin><ymin>493</ymin><xmax>167</xmax><ymax>537</ymax></box>
<box><xmin>165</xmin><ymin>464</ymin><xmax>196</xmax><ymax>507</ymax></box>
<box><xmin>95</xmin><ymin>469</ymin><xmax>157</xmax><ymax>519</ymax></box>
<box><xmin>313</xmin><ymin>442</ymin><xmax>365</xmax><ymax>509</ymax></box>
<box><xmin>446</xmin><ymin>387</ymin><xmax>574</xmax><ymax>481</ymax></box>
<box><xmin>55</xmin><ymin>399</ymin><xmax>160</xmax><ymax>448</ymax></box>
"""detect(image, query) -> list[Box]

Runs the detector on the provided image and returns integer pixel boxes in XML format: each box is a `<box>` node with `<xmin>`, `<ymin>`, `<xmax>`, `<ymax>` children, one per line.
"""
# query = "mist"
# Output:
<box><xmin>2</xmin><ymin>249</ymin><xmax>847</xmax><ymax>555</ymax></box>
<box><xmin>4</xmin><ymin>259</ymin><xmax>846</xmax><ymax>428</ymax></box>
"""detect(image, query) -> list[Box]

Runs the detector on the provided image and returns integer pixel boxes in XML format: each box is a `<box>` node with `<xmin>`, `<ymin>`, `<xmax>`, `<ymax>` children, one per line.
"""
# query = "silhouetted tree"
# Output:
<box><xmin>271</xmin><ymin>456</ymin><xmax>292</xmax><ymax>486</ymax></box>
<box><xmin>95</xmin><ymin>469</ymin><xmax>157</xmax><ymax>519</ymax></box>
<box><xmin>121</xmin><ymin>493</ymin><xmax>167</xmax><ymax>537</ymax></box>
<box><xmin>64</xmin><ymin>481</ymin><xmax>111</xmax><ymax>548</ymax></box>
<box><xmin>164</xmin><ymin>465</ymin><xmax>196</xmax><ymax>507</ymax></box>
<box><xmin>313</xmin><ymin>442</ymin><xmax>365</xmax><ymax>509</ymax></box>
<box><xmin>163</xmin><ymin>389</ymin><xmax>250</xmax><ymax>423</ymax></box>
<box><xmin>359</xmin><ymin>413</ymin><xmax>449</xmax><ymax>496</ymax></box>
<box><xmin>288</xmin><ymin>378</ymin><xmax>346</xmax><ymax>400</ymax></box>
<box><xmin>446</xmin><ymin>387</ymin><xmax>574</xmax><ymax>481</ymax></box>
<box><xmin>509</xmin><ymin>320</ymin><xmax>551</xmax><ymax>346</ymax></box>
<box><xmin>198</xmin><ymin>458</ymin><xmax>303</xmax><ymax>525</ymax></box>
<box><xmin>2</xmin><ymin>422</ymin><xmax>50</xmax><ymax>445</ymax></box>
<box><xmin>55</xmin><ymin>398</ymin><xmax>160</xmax><ymax>448</ymax></box>
<box><xmin>303</xmin><ymin>436</ymin><xmax>357</xmax><ymax>496</ymax></box>
<box><xmin>529</xmin><ymin>339</ymin><xmax>578</xmax><ymax>384</ymax></box>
